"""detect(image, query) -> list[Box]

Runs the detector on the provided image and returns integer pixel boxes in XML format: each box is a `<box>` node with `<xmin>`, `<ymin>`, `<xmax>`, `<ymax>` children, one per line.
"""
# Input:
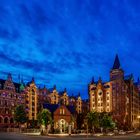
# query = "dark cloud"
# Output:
<box><xmin>0</xmin><ymin>0</ymin><xmax>140</xmax><ymax>98</ymax></box>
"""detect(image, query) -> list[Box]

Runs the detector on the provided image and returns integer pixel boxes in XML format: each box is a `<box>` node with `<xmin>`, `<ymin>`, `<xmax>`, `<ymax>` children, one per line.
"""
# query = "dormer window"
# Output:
<box><xmin>60</xmin><ymin>108</ymin><xmax>65</xmax><ymax>115</ymax></box>
<box><xmin>54</xmin><ymin>95</ymin><xmax>56</xmax><ymax>100</ymax></box>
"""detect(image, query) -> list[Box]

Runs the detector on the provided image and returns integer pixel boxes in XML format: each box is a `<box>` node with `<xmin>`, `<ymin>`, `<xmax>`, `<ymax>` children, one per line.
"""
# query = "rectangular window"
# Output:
<box><xmin>60</xmin><ymin>109</ymin><xmax>62</xmax><ymax>114</ymax></box>
<box><xmin>63</xmin><ymin>109</ymin><xmax>65</xmax><ymax>115</ymax></box>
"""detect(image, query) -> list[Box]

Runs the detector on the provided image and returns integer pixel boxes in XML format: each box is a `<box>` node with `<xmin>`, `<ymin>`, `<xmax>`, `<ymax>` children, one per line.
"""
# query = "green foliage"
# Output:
<box><xmin>37</xmin><ymin>109</ymin><xmax>52</xmax><ymax>126</ymax></box>
<box><xmin>86</xmin><ymin>111</ymin><xmax>115</xmax><ymax>131</ymax></box>
<box><xmin>100</xmin><ymin>113</ymin><xmax>115</xmax><ymax>129</ymax></box>
<box><xmin>86</xmin><ymin>111</ymin><xmax>100</xmax><ymax>128</ymax></box>
<box><xmin>14</xmin><ymin>105</ymin><xmax>27</xmax><ymax>124</ymax></box>
<box><xmin>20</xmin><ymin>84</ymin><xmax>25</xmax><ymax>92</ymax></box>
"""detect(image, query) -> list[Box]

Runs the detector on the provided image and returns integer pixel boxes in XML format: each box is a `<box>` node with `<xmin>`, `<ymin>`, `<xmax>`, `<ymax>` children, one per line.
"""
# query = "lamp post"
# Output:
<box><xmin>137</xmin><ymin>116</ymin><xmax>140</xmax><ymax>130</ymax></box>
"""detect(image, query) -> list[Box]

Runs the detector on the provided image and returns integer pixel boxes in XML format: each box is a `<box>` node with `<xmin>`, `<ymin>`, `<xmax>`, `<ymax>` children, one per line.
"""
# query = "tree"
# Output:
<box><xmin>86</xmin><ymin>111</ymin><xmax>99</xmax><ymax>132</ymax></box>
<box><xmin>37</xmin><ymin>109</ymin><xmax>52</xmax><ymax>126</ymax></box>
<box><xmin>14</xmin><ymin>105</ymin><xmax>27</xmax><ymax>126</ymax></box>
<box><xmin>37</xmin><ymin>109</ymin><xmax>52</xmax><ymax>135</ymax></box>
<box><xmin>100</xmin><ymin>114</ymin><xmax>115</xmax><ymax>132</ymax></box>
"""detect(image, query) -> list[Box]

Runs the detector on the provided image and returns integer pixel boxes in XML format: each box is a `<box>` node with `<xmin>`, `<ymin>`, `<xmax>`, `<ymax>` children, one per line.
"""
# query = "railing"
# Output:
<box><xmin>20</xmin><ymin>128</ymin><xmax>40</xmax><ymax>133</ymax></box>
<box><xmin>0</xmin><ymin>128</ymin><xmax>20</xmax><ymax>132</ymax></box>
<box><xmin>0</xmin><ymin>128</ymin><xmax>40</xmax><ymax>133</ymax></box>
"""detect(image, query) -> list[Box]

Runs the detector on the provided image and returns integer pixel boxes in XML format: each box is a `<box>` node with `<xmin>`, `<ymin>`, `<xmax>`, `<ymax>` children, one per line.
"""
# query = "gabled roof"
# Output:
<box><xmin>124</xmin><ymin>74</ymin><xmax>133</xmax><ymax>81</ymax></box>
<box><xmin>59</xmin><ymin>91</ymin><xmax>64</xmax><ymax>96</ymax></box>
<box><xmin>66</xmin><ymin>105</ymin><xmax>76</xmax><ymax>114</ymax></box>
<box><xmin>112</xmin><ymin>54</ymin><xmax>121</xmax><ymax>69</ymax></box>
<box><xmin>43</xmin><ymin>103</ymin><xmax>59</xmax><ymax>113</ymax></box>
<box><xmin>43</xmin><ymin>103</ymin><xmax>76</xmax><ymax>114</ymax></box>
<box><xmin>48</xmin><ymin>88</ymin><xmax>54</xmax><ymax>93</ymax></box>
<box><xmin>0</xmin><ymin>79</ymin><xmax>20</xmax><ymax>93</ymax></box>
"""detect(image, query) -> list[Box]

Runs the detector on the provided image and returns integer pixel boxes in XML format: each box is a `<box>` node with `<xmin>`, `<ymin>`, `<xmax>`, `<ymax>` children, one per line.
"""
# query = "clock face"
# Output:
<box><xmin>99</xmin><ymin>92</ymin><xmax>102</xmax><ymax>95</ymax></box>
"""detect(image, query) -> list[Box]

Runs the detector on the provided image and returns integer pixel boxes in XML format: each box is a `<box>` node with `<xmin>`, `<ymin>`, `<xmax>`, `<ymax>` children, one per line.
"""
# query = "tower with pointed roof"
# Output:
<box><xmin>110</xmin><ymin>54</ymin><xmax>124</xmax><ymax>81</ymax></box>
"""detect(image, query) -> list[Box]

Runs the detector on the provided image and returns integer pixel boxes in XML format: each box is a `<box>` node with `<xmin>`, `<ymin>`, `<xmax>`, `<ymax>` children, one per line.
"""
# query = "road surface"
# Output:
<box><xmin>0</xmin><ymin>132</ymin><xmax>140</xmax><ymax>140</ymax></box>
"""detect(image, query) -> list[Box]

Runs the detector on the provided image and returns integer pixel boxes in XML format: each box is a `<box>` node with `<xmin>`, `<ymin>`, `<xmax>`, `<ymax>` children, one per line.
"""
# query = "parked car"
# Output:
<box><xmin>106</xmin><ymin>132</ymin><xmax>114</xmax><ymax>136</ymax></box>
<box><xmin>119</xmin><ymin>130</ymin><xmax>126</xmax><ymax>135</ymax></box>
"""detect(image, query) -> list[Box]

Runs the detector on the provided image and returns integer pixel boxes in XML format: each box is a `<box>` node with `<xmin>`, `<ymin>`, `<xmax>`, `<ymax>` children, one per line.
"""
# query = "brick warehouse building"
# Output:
<box><xmin>0</xmin><ymin>54</ymin><xmax>139</xmax><ymax>130</ymax></box>
<box><xmin>0</xmin><ymin>74</ymin><xmax>84</xmax><ymax>129</ymax></box>
<box><xmin>0</xmin><ymin>74</ymin><xmax>25</xmax><ymax>128</ymax></box>
<box><xmin>88</xmin><ymin>55</ymin><xmax>140</xmax><ymax>129</ymax></box>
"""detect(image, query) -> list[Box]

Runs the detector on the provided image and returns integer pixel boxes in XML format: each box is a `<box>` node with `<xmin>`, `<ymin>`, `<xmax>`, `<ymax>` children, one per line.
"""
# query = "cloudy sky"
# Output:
<box><xmin>0</xmin><ymin>0</ymin><xmax>140</xmax><ymax>98</ymax></box>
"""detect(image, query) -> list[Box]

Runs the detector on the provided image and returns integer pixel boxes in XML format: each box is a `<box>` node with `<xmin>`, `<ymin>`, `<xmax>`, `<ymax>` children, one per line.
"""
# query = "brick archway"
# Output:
<box><xmin>0</xmin><ymin>116</ymin><xmax>4</xmax><ymax>123</ymax></box>
<box><xmin>4</xmin><ymin>117</ymin><xmax>9</xmax><ymax>124</ymax></box>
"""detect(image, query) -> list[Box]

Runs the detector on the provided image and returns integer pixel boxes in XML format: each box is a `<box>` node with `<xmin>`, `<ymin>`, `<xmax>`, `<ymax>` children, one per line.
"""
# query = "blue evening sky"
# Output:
<box><xmin>0</xmin><ymin>0</ymin><xmax>140</xmax><ymax>99</ymax></box>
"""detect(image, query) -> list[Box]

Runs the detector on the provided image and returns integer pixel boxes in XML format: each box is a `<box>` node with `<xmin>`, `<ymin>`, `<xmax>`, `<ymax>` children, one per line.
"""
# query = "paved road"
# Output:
<box><xmin>0</xmin><ymin>132</ymin><xmax>140</xmax><ymax>140</ymax></box>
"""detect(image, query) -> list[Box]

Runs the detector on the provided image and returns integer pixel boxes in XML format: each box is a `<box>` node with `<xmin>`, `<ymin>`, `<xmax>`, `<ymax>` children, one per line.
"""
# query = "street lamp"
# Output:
<box><xmin>137</xmin><ymin>116</ymin><xmax>140</xmax><ymax>130</ymax></box>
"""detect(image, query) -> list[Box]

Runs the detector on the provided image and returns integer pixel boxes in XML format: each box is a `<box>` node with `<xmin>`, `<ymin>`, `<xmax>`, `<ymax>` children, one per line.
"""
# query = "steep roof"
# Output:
<box><xmin>124</xmin><ymin>74</ymin><xmax>133</xmax><ymax>81</ymax></box>
<box><xmin>112</xmin><ymin>54</ymin><xmax>121</xmax><ymax>69</ymax></box>
<box><xmin>66</xmin><ymin>105</ymin><xmax>76</xmax><ymax>114</ymax></box>
<box><xmin>43</xmin><ymin>103</ymin><xmax>76</xmax><ymax>114</ymax></box>
<box><xmin>43</xmin><ymin>103</ymin><xmax>59</xmax><ymax>113</ymax></box>
<box><xmin>0</xmin><ymin>79</ymin><xmax>20</xmax><ymax>93</ymax></box>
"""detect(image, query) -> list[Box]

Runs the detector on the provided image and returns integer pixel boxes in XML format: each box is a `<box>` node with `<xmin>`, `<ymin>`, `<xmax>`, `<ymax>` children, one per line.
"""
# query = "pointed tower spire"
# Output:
<box><xmin>138</xmin><ymin>77</ymin><xmax>140</xmax><ymax>83</ymax></box>
<box><xmin>44</xmin><ymin>85</ymin><xmax>46</xmax><ymax>89</ymax></box>
<box><xmin>78</xmin><ymin>92</ymin><xmax>80</xmax><ymax>97</ymax></box>
<box><xmin>112</xmin><ymin>54</ymin><xmax>120</xmax><ymax>69</ymax></box>
<box><xmin>7</xmin><ymin>73</ymin><xmax>12</xmax><ymax>81</ymax></box>
<box><xmin>21</xmin><ymin>75</ymin><xmax>24</xmax><ymax>84</ymax></box>
<box><xmin>53</xmin><ymin>85</ymin><xmax>56</xmax><ymax>90</ymax></box>
<box><xmin>98</xmin><ymin>76</ymin><xmax>102</xmax><ymax>83</ymax></box>
<box><xmin>18</xmin><ymin>74</ymin><xmax>20</xmax><ymax>83</ymax></box>
<box><xmin>31</xmin><ymin>77</ymin><xmax>35</xmax><ymax>83</ymax></box>
<box><xmin>64</xmin><ymin>88</ymin><xmax>67</xmax><ymax>92</ymax></box>
<box><xmin>91</xmin><ymin>76</ymin><xmax>94</xmax><ymax>84</ymax></box>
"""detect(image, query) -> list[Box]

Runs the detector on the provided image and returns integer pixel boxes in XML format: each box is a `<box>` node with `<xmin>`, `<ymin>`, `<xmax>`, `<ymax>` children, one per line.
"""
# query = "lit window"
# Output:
<box><xmin>63</xmin><ymin>109</ymin><xmax>65</xmax><ymax>114</ymax></box>
<box><xmin>60</xmin><ymin>109</ymin><xmax>62</xmax><ymax>114</ymax></box>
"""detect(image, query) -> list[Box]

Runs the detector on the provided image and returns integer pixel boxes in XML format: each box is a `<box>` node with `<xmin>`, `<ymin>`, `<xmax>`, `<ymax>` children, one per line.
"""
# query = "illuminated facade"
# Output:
<box><xmin>76</xmin><ymin>94</ymin><xmax>82</xmax><ymax>114</ymax></box>
<box><xmin>89</xmin><ymin>55</ymin><xmax>140</xmax><ymax>129</ymax></box>
<box><xmin>0</xmin><ymin>74</ymin><xmax>25</xmax><ymax>128</ymax></box>
<box><xmin>25</xmin><ymin>78</ymin><xmax>38</xmax><ymax>121</ymax></box>
<box><xmin>49</xmin><ymin>85</ymin><xmax>59</xmax><ymax>104</ymax></box>
<box><xmin>59</xmin><ymin>88</ymin><xmax>69</xmax><ymax>105</ymax></box>
<box><xmin>89</xmin><ymin>78</ymin><xmax>112</xmax><ymax>113</ymax></box>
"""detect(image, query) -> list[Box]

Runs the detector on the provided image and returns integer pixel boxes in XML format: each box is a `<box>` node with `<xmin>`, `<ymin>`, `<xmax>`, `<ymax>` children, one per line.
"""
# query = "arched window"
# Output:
<box><xmin>32</xmin><ymin>89</ymin><xmax>35</xmax><ymax>95</ymax></box>
<box><xmin>54</xmin><ymin>95</ymin><xmax>56</xmax><ymax>100</ymax></box>
<box><xmin>0</xmin><ymin>117</ymin><xmax>3</xmax><ymax>123</ymax></box>
<box><xmin>4</xmin><ymin>117</ymin><xmax>9</xmax><ymax>123</ymax></box>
